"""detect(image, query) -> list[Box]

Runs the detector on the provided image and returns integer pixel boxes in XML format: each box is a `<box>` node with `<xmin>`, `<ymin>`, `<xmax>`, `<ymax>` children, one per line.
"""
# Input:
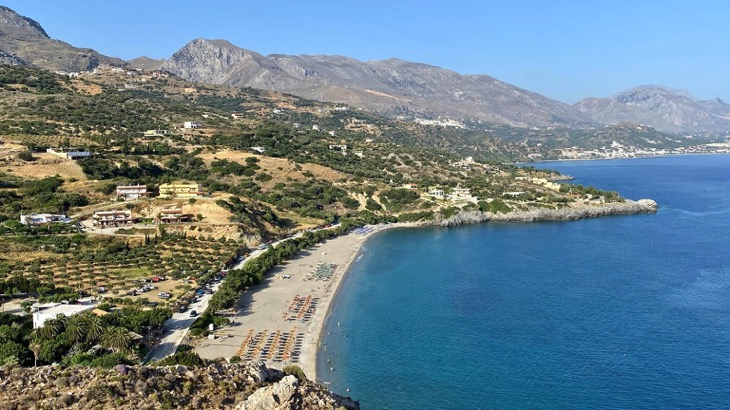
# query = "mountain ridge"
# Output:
<box><xmin>575</xmin><ymin>85</ymin><xmax>730</xmax><ymax>133</ymax></box>
<box><xmin>0</xmin><ymin>6</ymin><xmax>124</xmax><ymax>72</ymax></box>
<box><xmin>160</xmin><ymin>38</ymin><xmax>594</xmax><ymax>128</ymax></box>
<box><xmin>0</xmin><ymin>6</ymin><xmax>728</xmax><ymax>134</ymax></box>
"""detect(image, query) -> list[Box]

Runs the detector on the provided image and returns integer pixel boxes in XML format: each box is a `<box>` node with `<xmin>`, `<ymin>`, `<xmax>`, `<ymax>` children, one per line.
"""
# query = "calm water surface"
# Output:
<box><xmin>319</xmin><ymin>155</ymin><xmax>730</xmax><ymax>409</ymax></box>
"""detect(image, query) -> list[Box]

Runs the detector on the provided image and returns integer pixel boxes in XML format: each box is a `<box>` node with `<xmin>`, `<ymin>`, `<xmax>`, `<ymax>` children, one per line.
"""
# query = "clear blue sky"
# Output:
<box><xmin>3</xmin><ymin>0</ymin><xmax>729</xmax><ymax>103</ymax></box>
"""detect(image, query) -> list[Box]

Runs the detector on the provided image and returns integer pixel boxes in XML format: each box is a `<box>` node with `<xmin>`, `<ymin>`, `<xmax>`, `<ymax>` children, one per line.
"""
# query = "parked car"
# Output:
<box><xmin>189</xmin><ymin>310</ymin><xmax>198</xmax><ymax>317</ymax></box>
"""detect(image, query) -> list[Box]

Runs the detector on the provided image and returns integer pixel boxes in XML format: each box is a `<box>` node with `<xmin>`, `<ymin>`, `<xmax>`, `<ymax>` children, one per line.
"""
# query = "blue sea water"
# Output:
<box><xmin>318</xmin><ymin>154</ymin><xmax>730</xmax><ymax>409</ymax></box>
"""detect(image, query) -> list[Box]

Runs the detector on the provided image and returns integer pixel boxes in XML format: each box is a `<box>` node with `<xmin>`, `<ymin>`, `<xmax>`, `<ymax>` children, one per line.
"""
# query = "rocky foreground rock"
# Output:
<box><xmin>0</xmin><ymin>362</ymin><xmax>358</xmax><ymax>410</ymax></box>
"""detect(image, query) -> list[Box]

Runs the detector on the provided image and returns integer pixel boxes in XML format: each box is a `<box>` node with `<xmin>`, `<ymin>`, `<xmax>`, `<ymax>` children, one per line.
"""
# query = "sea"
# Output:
<box><xmin>318</xmin><ymin>154</ymin><xmax>730</xmax><ymax>409</ymax></box>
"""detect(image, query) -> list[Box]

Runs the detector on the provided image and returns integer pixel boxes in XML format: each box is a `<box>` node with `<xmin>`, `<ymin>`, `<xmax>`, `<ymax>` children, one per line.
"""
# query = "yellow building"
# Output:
<box><xmin>158</xmin><ymin>183</ymin><xmax>205</xmax><ymax>199</ymax></box>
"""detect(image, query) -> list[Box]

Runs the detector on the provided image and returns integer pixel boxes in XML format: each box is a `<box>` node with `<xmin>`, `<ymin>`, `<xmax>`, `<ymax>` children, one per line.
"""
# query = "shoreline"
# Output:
<box><xmin>194</xmin><ymin>223</ymin><xmax>415</xmax><ymax>381</ymax></box>
<box><xmin>194</xmin><ymin>201</ymin><xmax>656</xmax><ymax>380</ymax></box>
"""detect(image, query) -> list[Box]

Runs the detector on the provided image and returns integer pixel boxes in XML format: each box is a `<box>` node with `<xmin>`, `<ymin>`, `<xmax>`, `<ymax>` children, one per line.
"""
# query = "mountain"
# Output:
<box><xmin>0</xmin><ymin>6</ymin><xmax>124</xmax><ymax>71</ymax></box>
<box><xmin>160</xmin><ymin>38</ymin><xmax>592</xmax><ymax>127</ymax></box>
<box><xmin>574</xmin><ymin>85</ymin><xmax>730</xmax><ymax>133</ymax></box>
<box><xmin>127</xmin><ymin>56</ymin><xmax>165</xmax><ymax>71</ymax></box>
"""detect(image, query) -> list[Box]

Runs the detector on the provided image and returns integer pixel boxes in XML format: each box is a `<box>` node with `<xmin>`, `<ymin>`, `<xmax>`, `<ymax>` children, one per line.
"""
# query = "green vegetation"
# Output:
<box><xmin>283</xmin><ymin>364</ymin><xmax>307</xmax><ymax>382</ymax></box>
<box><xmin>0</xmin><ymin>64</ymin><xmax>644</xmax><ymax>370</ymax></box>
<box><xmin>0</xmin><ymin>306</ymin><xmax>170</xmax><ymax>367</ymax></box>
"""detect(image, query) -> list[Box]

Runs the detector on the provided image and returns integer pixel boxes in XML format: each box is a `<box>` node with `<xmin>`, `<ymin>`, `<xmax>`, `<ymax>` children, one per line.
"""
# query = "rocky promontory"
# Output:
<box><xmin>432</xmin><ymin>199</ymin><xmax>658</xmax><ymax>227</ymax></box>
<box><xmin>0</xmin><ymin>362</ymin><xmax>358</xmax><ymax>410</ymax></box>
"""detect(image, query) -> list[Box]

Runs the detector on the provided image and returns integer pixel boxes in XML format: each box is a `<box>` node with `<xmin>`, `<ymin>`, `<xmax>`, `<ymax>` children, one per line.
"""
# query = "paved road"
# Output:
<box><xmin>143</xmin><ymin>225</ymin><xmax>337</xmax><ymax>363</ymax></box>
<box><xmin>144</xmin><ymin>283</ymin><xmax>219</xmax><ymax>363</ymax></box>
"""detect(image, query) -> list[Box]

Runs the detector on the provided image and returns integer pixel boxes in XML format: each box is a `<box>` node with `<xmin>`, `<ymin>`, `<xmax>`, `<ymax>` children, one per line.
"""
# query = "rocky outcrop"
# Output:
<box><xmin>0</xmin><ymin>362</ymin><xmax>358</xmax><ymax>410</ymax></box>
<box><xmin>432</xmin><ymin>199</ymin><xmax>657</xmax><ymax>227</ymax></box>
<box><xmin>0</xmin><ymin>49</ymin><xmax>28</xmax><ymax>65</ymax></box>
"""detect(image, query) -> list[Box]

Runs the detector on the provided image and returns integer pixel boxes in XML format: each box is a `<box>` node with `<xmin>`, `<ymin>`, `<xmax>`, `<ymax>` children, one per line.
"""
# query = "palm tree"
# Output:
<box><xmin>85</xmin><ymin>315</ymin><xmax>103</xmax><ymax>344</ymax></box>
<box><xmin>38</xmin><ymin>314</ymin><xmax>66</xmax><ymax>340</ymax></box>
<box><xmin>101</xmin><ymin>326</ymin><xmax>132</xmax><ymax>354</ymax></box>
<box><xmin>65</xmin><ymin>314</ymin><xmax>86</xmax><ymax>344</ymax></box>
<box><xmin>28</xmin><ymin>332</ymin><xmax>42</xmax><ymax>367</ymax></box>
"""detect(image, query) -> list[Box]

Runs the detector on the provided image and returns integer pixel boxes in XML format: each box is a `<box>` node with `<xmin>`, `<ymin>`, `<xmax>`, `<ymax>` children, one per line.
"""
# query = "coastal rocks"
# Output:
<box><xmin>237</xmin><ymin>375</ymin><xmax>299</xmax><ymax>410</ymax></box>
<box><xmin>488</xmin><ymin>199</ymin><xmax>658</xmax><ymax>222</ymax></box>
<box><xmin>432</xmin><ymin>199</ymin><xmax>657</xmax><ymax>227</ymax></box>
<box><xmin>0</xmin><ymin>362</ymin><xmax>358</xmax><ymax>410</ymax></box>
<box><xmin>432</xmin><ymin>210</ymin><xmax>489</xmax><ymax>226</ymax></box>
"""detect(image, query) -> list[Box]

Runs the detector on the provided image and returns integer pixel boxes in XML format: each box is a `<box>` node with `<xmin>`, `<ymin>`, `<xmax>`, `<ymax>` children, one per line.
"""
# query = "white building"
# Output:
<box><xmin>143</xmin><ymin>129</ymin><xmax>169</xmax><ymax>137</ymax></box>
<box><xmin>116</xmin><ymin>184</ymin><xmax>150</xmax><ymax>200</ymax></box>
<box><xmin>32</xmin><ymin>303</ymin><xmax>95</xmax><ymax>329</ymax></box>
<box><xmin>426</xmin><ymin>189</ymin><xmax>446</xmax><ymax>200</ymax></box>
<box><xmin>183</xmin><ymin>121</ymin><xmax>201</xmax><ymax>129</ymax></box>
<box><xmin>46</xmin><ymin>148</ymin><xmax>92</xmax><ymax>160</ymax></box>
<box><xmin>20</xmin><ymin>213</ymin><xmax>72</xmax><ymax>226</ymax></box>
<box><xmin>93</xmin><ymin>210</ymin><xmax>136</xmax><ymax>227</ymax></box>
<box><xmin>449</xmin><ymin>187</ymin><xmax>478</xmax><ymax>202</ymax></box>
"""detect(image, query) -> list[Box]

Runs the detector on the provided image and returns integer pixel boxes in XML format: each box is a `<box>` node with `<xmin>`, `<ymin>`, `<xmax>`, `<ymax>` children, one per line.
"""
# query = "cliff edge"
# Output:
<box><xmin>0</xmin><ymin>362</ymin><xmax>358</xmax><ymax>410</ymax></box>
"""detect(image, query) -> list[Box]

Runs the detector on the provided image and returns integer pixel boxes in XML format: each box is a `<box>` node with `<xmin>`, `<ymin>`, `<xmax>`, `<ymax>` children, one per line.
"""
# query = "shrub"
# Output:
<box><xmin>283</xmin><ymin>364</ymin><xmax>307</xmax><ymax>382</ymax></box>
<box><xmin>229</xmin><ymin>355</ymin><xmax>242</xmax><ymax>363</ymax></box>
<box><xmin>17</xmin><ymin>151</ymin><xmax>34</xmax><ymax>161</ymax></box>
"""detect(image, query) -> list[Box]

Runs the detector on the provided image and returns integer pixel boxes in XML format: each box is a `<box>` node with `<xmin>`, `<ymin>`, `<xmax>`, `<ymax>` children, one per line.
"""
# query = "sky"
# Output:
<box><xmin>3</xmin><ymin>0</ymin><xmax>729</xmax><ymax>104</ymax></box>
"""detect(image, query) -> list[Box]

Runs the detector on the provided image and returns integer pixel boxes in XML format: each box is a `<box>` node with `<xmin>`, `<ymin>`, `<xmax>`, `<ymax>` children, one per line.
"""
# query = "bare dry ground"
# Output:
<box><xmin>198</xmin><ymin>149</ymin><xmax>346</xmax><ymax>187</ymax></box>
<box><xmin>0</xmin><ymin>143</ymin><xmax>88</xmax><ymax>180</ymax></box>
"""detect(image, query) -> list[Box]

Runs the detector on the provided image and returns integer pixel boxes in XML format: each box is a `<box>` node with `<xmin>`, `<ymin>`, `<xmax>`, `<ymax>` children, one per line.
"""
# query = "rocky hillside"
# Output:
<box><xmin>127</xmin><ymin>56</ymin><xmax>165</xmax><ymax>71</ymax></box>
<box><xmin>0</xmin><ymin>6</ymin><xmax>124</xmax><ymax>72</ymax></box>
<box><xmin>159</xmin><ymin>38</ymin><xmax>592</xmax><ymax>127</ymax></box>
<box><xmin>574</xmin><ymin>85</ymin><xmax>730</xmax><ymax>133</ymax></box>
<box><xmin>0</xmin><ymin>362</ymin><xmax>358</xmax><ymax>410</ymax></box>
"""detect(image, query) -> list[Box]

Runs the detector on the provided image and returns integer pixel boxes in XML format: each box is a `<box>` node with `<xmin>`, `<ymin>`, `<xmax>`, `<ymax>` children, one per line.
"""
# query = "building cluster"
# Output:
<box><xmin>19</xmin><ymin>182</ymin><xmax>207</xmax><ymax>230</ymax></box>
<box><xmin>423</xmin><ymin>186</ymin><xmax>478</xmax><ymax>203</ymax></box>
<box><xmin>554</xmin><ymin>142</ymin><xmax>730</xmax><ymax>160</ymax></box>
<box><xmin>515</xmin><ymin>177</ymin><xmax>561</xmax><ymax>191</ymax></box>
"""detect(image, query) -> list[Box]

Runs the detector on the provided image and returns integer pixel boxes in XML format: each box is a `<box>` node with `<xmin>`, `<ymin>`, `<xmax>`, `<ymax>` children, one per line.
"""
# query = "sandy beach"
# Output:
<box><xmin>195</xmin><ymin>224</ymin><xmax>406</xmax><ymax>380</ymax></box>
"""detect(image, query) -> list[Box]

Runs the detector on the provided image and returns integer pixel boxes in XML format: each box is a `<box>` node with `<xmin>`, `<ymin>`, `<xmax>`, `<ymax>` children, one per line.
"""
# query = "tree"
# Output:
<box><xmin>101</xmin><ymin>326</ymin><xmax>132</xmax><ymax>354</ymax></box>
<box><xmin>65</xmin><ymin>315</ymin><xmax>86</xmax><ymax>344</ymax></box>
<box><xmin>17</xmin><ymin>151</ymin><xmax>34</xmax><ymax>161</ymax></box>
<box><xmin>85</xmin><ymin>315</ymin><xmax>103</xmax><ymax>344</ymax></box>
<box><xmin>0</xmin><ymin>341</ymin><xmax>27</xmax><ymax>366</ymax></box>
<box><xmin>37</xmin><ymin>314</ymin><xmax>65</xmax><ymax>341</ymax></box>
<box><xmin>28</xmin><ymin>334</ymin><xmax>41</xmax><ymax>367</ymax></box>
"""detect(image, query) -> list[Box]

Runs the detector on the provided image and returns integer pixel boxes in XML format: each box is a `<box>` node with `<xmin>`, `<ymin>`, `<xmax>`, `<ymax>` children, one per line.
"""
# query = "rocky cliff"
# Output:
<box><xmin>0</xmin><ymin>362</ymin><xmax>358</xmax><ymax>410</ymax></box>
<box><xmin>432</xmin><ymin>199</ymin><xmax>657</xmax><ymax>227</ymax></box>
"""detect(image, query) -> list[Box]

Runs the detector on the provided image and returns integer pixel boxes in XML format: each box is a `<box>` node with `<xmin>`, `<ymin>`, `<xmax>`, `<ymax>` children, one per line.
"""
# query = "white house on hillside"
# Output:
<box><xmin>46</xmin><ymin>148</ymin><xmax>91</xmax><ymax>160</ymax></box>
<box><xmin>20</xmin><ymin>213</ymin><xmax>72</xmax><ymax>226</ymax></box>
